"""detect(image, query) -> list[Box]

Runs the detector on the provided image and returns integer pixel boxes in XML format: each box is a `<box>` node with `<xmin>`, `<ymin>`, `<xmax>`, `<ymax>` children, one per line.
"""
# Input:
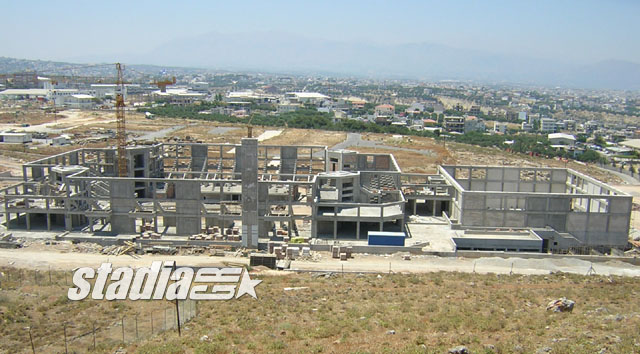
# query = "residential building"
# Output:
<box><xmin>518</xmin><ymin>111</ymin><xmax>527</xmax><ymax>121</ymax></box>
<box><xmin>464</xmin><ymin>116</ymin><xmax>485</xmax><ymax>133</ymax></box>
<box><xmin>444</xmin><ymin>116</ymin><xmax>465</xmax><ymax>133</ymax></box>
<box><xmin>494</xmin><ymin>122</ymin><xmax>508</xmax><ymax>134</ymax></box>
<box><xmin>540</xmin><ymin>118</ymin><xmax>557</xmax><ymax>133</ymax></box>
<box><xmin>374</xmin><ymin>104</ymin><xmax>395</xmax><ymax>116</ymax></box>
<box><xmin>548</xmin><ymin>133</ymin><xmax>576</xmax><ymax>146</ymax></box>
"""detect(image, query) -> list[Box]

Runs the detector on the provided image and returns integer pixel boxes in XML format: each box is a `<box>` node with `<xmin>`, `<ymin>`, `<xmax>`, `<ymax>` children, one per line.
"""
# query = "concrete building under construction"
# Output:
<box><xmin>1</xmin><ymin>139</ymin><xmax>633</xmax><ymax>253</ymax></box>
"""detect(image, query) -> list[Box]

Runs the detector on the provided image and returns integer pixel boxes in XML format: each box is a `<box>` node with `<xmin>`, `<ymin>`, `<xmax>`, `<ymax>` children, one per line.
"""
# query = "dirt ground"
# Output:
<box><xmin>261</xmin><ymin>128</ymin><xmax>346</xmax><ymax>147</ymax></box>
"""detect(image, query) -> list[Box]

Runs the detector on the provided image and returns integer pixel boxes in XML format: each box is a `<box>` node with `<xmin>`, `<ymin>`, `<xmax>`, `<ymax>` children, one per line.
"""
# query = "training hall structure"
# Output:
<box><xmin>1</xmin><ymin>138</ymin><xmax>633</xmax><ymax>253</ymax></box>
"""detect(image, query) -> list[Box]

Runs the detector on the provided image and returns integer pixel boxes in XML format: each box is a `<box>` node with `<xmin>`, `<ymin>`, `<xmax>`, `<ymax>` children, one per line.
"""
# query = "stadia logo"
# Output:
<box><xmin>67</xmin><ymin>261</ymin><xmax>261</xmax><ymax>301</ymax></box>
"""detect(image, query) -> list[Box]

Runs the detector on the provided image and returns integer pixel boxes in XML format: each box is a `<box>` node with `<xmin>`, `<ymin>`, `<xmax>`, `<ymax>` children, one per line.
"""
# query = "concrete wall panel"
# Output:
<box><xmin>485</xmin><ymin>211</ymin><xmax>504</xmax><ymax>226</ymax></box>
<box><xmin>519</xmin><ymin>183</ymin><xmax>534</xmax><ymax>192</ymax></box>
<box><xmin>503</xmin><ymin>168</ymin><xmax>519</xmax><ymax>181</ymax></box>
<box><xmin>526</xmin><ymin>197</ymin><xmax>547</xmax><ymax>211</ymax></box>
<box><xmin>588</xmin><ymin>214</ymin><xmax>608</xmax><ymax>232</ymax></box>
<box><xmin>464</xmin><ymin>211</ymin><xmax>485</xmax><ymax>226</ymax></box>
<box><xmin>566</xmin><ymin>214</ymin><xmax>588</xmax><ymax>232</ymax></box>
<box><xmin>551</xmin><ymin>169</ymin><xmax>567</xmax><ymax>182</ymax></box>
<box><xmin>527</xmin><ymin>214</ymin><xmax>546</xmax><ymax>228</ymax></box>
<box><xmin>549</xmin><ymin>198</ymin><xmax>571</xmax><ymax>212</ymax></box>
<box><xmin>463</xmin><ymin>194</ymin><xmax>485</xmax><ymax>209</ymax></box>
<box><xmin>505</xmin><ymin>212</ymin><xmax>526</xmax><ymax>225</ymax></box>
<box><xmin>609</xmin><ymin>198</ymin><xmax>632</xmax><ymax>213</ymax></box>
<box><xmin>487</xmin><ymin>168</ymin><xmax>503</xmax><ymax>181</ymax></box>
<box><xmin>547</xmin><ymin>214</ymin><xmax>567</xmax><ymax>232</ymax></box>
<box><xmin>609</xmin><ymin>215</ymin><xmax>630</xmax><ymax>232</ymax></box>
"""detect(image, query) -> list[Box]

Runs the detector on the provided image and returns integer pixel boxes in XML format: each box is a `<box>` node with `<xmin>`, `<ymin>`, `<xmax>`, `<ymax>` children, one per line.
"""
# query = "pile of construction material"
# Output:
<box><xmin>101</xmin><ymin>241</ymin><xmax>138</xmax><ymax>256</ymax></box>
<box><xmin>139</xmin><ymin>222</ymin><xmax>154</xmax><ymax>233</ymax></box>
<box><xmin>0</xmin><ymin>233</ymin><xmax>21</xmax><ymax>249</ymax></box>
<box><xmin>72</xmin><ymin>242</ymin><xmax>104</xmax><ymax>253</ymax></box>
<box><xmin>142</xmin><ymin>245</ymin><xmax>177</xmax><ymax>255</ymax></box>
<box><xmin>268</xmin><ymin>242</ymin><xmax>314</xmax><ymax>261</ymax></box>
<box><xmin>332</xmin><ymin>245</ymin><xmax>353</xmax><ymax>261</ymax></box>
<box><xmin>140</xmin><ymin>231</ymin><xmax>162</xmax><ymax>239</ymax></box>
<box><xmin>188</xmin><ymin>227</ymin><xmax>241</xmax><ymax>241</ymax></box>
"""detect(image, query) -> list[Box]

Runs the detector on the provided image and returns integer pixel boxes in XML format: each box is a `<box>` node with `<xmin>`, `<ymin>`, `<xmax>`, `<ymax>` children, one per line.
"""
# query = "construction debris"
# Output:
<box><xmin>0</xmin><ymin>233</ymin><xmax>20</xmax><ymax>249</ymax></box>
<box><xmin>546</xmin><ymin>297</ymin><xmax>575</xmax><ymax>313</ymax></box>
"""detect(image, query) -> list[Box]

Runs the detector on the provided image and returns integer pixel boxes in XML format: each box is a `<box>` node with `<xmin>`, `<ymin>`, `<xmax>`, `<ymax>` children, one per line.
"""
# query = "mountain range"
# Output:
<box><xmin>4</xmin><ymin>31</ymin><xmax>640</xmax><ymax>90</ymax></box>
<box><xmin>129</xmin><ymin>31</ymin><xmax>640</xmax><ymax>90</ymax></box>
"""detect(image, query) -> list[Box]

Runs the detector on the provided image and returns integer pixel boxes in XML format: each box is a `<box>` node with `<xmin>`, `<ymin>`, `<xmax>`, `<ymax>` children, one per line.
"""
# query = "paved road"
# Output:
<box><xmin>132</xmin><ymin>124</ymin><xmax>186</xmax><ymax>141</ymax></box>
<box><xmin>596</xmin><ymin>166</ymin><xmax>640</xmax><ymax>186</ymax></box>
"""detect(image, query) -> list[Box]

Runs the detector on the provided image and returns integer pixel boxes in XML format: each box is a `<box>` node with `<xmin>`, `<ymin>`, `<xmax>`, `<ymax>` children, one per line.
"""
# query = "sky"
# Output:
<box><xmin>1</xmin><ymin>0</ymin><xmax>639</xmax><ymax>66</ymax></box>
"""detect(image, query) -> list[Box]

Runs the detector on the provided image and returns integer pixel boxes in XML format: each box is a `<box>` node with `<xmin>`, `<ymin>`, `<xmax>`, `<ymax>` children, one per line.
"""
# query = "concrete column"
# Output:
<box><xmin>5</xmin><ymin>212</ymin><xmax>10</xmax><ymax>229</ymax></box>
<box><xmin>26</xmin><ymin>213</ymin><xmax>31</xmax><ymax>230</ymax></box>
<box><xmin>356</xmin><ymin>221</ymin><xmax>360</xmax><ymax>240</ymax></box>
<box><xmin>241</xmin><ymin>138</ymin><xmax>259</xmax><ymax>248</ymax></box>
<box><xmin>333</xmin><ymin>220</ymin><xmax>337</xmax><ymax>239</ymax></box>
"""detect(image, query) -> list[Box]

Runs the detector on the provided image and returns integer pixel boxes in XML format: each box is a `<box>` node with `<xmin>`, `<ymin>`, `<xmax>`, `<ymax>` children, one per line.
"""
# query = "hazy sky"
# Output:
<box><xmin>2</xmin><ymin>0</ymin><xmax>639</xmax><ymax>65</ymax></box>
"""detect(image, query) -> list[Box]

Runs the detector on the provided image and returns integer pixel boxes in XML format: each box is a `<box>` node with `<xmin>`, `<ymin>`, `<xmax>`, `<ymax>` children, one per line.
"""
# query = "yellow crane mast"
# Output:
<box><xmin>115</xmin><ymin>63</ymin><xmax>127</xmax><ymax>177</ymax></box>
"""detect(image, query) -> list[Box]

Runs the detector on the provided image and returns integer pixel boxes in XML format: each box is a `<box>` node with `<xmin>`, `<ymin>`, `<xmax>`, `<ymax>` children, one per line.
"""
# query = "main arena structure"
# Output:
<box><xmin>1</xmin><ymin>139</ymin><xmax>633</xmax><ymax>254</ymax></box>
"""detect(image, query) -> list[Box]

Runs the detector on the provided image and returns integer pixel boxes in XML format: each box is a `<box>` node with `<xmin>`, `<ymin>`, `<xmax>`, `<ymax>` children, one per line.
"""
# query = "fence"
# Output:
<box><xmin>25</xmin><ymin>299</ymin><xmax>198</xmax><ymax>353</ymax></box>
<box><xmin>0</xmin><ymin>267</ymin><xmax>199</xmax><ymax>353</ymax></box>
<box><xmin>598</xmin><ymin>162</ymin><xmax>640</xmax><ymax>181</ymax></box>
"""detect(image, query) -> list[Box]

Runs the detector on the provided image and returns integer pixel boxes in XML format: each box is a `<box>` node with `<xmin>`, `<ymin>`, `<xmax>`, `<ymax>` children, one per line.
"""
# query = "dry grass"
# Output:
<box><xmin>351</xmin><ymin>146</ymin><xmax>444</xmax><ymax>174</ymax></box>
<box><xmin>0</xmin><ymin>267</ymin><xmax>175</xmax><ymax>353</ymax></box>
<box><xmin>172</xmin><ymin>123</ymin><xmax>267</xmax><ymax>144</ymax></box>
<box><xmin>447</xmin><ymin>142</ymin><xmax>622</xmax><ymax>184</ymax></box>
<box><xmin>262</xmin><ymin>128</ymin><xmax>346</xmax><ymax>147</ymax></box>
<box><xmin>0</xmin><ymin>110</ymin><xmax>58</xmax><ymax>126</ymax></box>
<box><xmin>130</xmin><ymin>271</ymin><xmax>640</xmax><ymax>354</ymax></box>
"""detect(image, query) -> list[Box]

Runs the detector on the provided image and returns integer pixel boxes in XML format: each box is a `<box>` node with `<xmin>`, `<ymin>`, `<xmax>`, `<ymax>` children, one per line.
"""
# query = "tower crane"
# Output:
<box><xmin>154</xmin><ymin>76</ymin><xmax>176</xmax><ymax>93</ymax></box>
<box><xmin>115</xmin><ymin>63</ymin><xmax>127</xmax><ymax>177</ymax></box>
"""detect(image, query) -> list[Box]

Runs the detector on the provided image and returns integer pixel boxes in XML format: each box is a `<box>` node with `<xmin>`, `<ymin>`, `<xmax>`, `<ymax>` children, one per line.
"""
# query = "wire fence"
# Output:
<box><xmin>29</xmin><ymin>299</ymin><xmax>198</xmax><ymax>353</ymax></box>
<box><xmin>0</xmin><ymin>267</ymin><xmax>199</xmax><ymax>353</ymax></box>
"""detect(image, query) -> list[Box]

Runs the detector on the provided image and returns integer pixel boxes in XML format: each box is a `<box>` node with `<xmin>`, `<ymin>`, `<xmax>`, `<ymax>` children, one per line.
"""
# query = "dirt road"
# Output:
<box><xmin>2</xmin><ymin>248</ymin><xmax>639</xmax><ymax>277</ymax></box>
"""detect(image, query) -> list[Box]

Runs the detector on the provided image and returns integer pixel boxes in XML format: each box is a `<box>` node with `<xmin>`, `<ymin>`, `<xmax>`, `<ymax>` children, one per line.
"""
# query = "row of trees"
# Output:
<box><xmin>143</xmin><ymin>103</ymin><xmax>608</xmax><ymax>164</ymax></box>
<box><xmin>140</xmin><ymin>104</ymin><xmax>440</xmax><ymax>138</ymax></box>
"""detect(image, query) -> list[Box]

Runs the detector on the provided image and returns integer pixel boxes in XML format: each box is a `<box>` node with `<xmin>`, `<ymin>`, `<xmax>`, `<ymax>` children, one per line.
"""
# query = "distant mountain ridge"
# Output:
<box><xmin>135</xmin><ymin>31</ymin><xmax>640</xmax><ymax>90</ymax></box>
<box><xmin>2</xmin><ymin>30</ymin><xmax>640</xmax><ymax>91</ymax></box>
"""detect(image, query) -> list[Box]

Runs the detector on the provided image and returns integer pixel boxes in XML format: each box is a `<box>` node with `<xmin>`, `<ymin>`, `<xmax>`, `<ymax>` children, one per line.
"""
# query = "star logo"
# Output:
<box><xmin>235</xmin><ymin>269</ymin><xmax>262</xmax><ymax>299</ymax></box>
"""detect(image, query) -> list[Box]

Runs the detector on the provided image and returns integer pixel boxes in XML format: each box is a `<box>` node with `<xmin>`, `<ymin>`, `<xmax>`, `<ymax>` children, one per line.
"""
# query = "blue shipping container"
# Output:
<box><xmin>368</xmin><ymin>231</ymin><xmax>406</xmax><ymax>246</ymax></box>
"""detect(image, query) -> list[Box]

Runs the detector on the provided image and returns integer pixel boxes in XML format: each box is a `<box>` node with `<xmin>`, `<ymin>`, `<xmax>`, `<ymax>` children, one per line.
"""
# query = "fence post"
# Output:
<box><xmin>63</xmin><ymin>322</ymin><xmax>68</xmax><ymax>354</ymax></box>
<box><xmin>28</xmin><ymin>327</ymin><xmax>35</xmax><ymax>354</ymax></box>
<box><xmin>164</xmin><ymin>308</ymin><xmax>167</xmax><ymax>331</ymax></box>
<box><xmin>92</xmin><ymin>321</ymin><xmax>96</xmax><ymax>351</ymax></box>
<box><xmin>121</xmin><ymin>317</ymin><xmax>125</xmax><ymax>343</ymax></box>
<box><xmin>173</xmin><ymin>263</ymin><xmax>181</xmax><ymax>336</ymax></box>
<box><xmin>135</xmin><ymin>315</ymin><xmax>138</xmax><ymax>340</ymax></box>
<box><xmin>48</xmin><ymin>266</ymin><xmax>52</xmax><ymax>285</ymax></box>
<box><xmin>150</xmin><ymin>312</ymin><xmax>154</xmax><ymax>334</ymax></box>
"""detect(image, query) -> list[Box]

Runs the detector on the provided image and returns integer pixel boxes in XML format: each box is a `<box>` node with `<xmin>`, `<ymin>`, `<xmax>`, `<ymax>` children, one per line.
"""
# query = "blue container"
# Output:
<box><xmin>367</xmin><ymin>231</ymin><xmax>406</xmax><ymax>246</ymax></box>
